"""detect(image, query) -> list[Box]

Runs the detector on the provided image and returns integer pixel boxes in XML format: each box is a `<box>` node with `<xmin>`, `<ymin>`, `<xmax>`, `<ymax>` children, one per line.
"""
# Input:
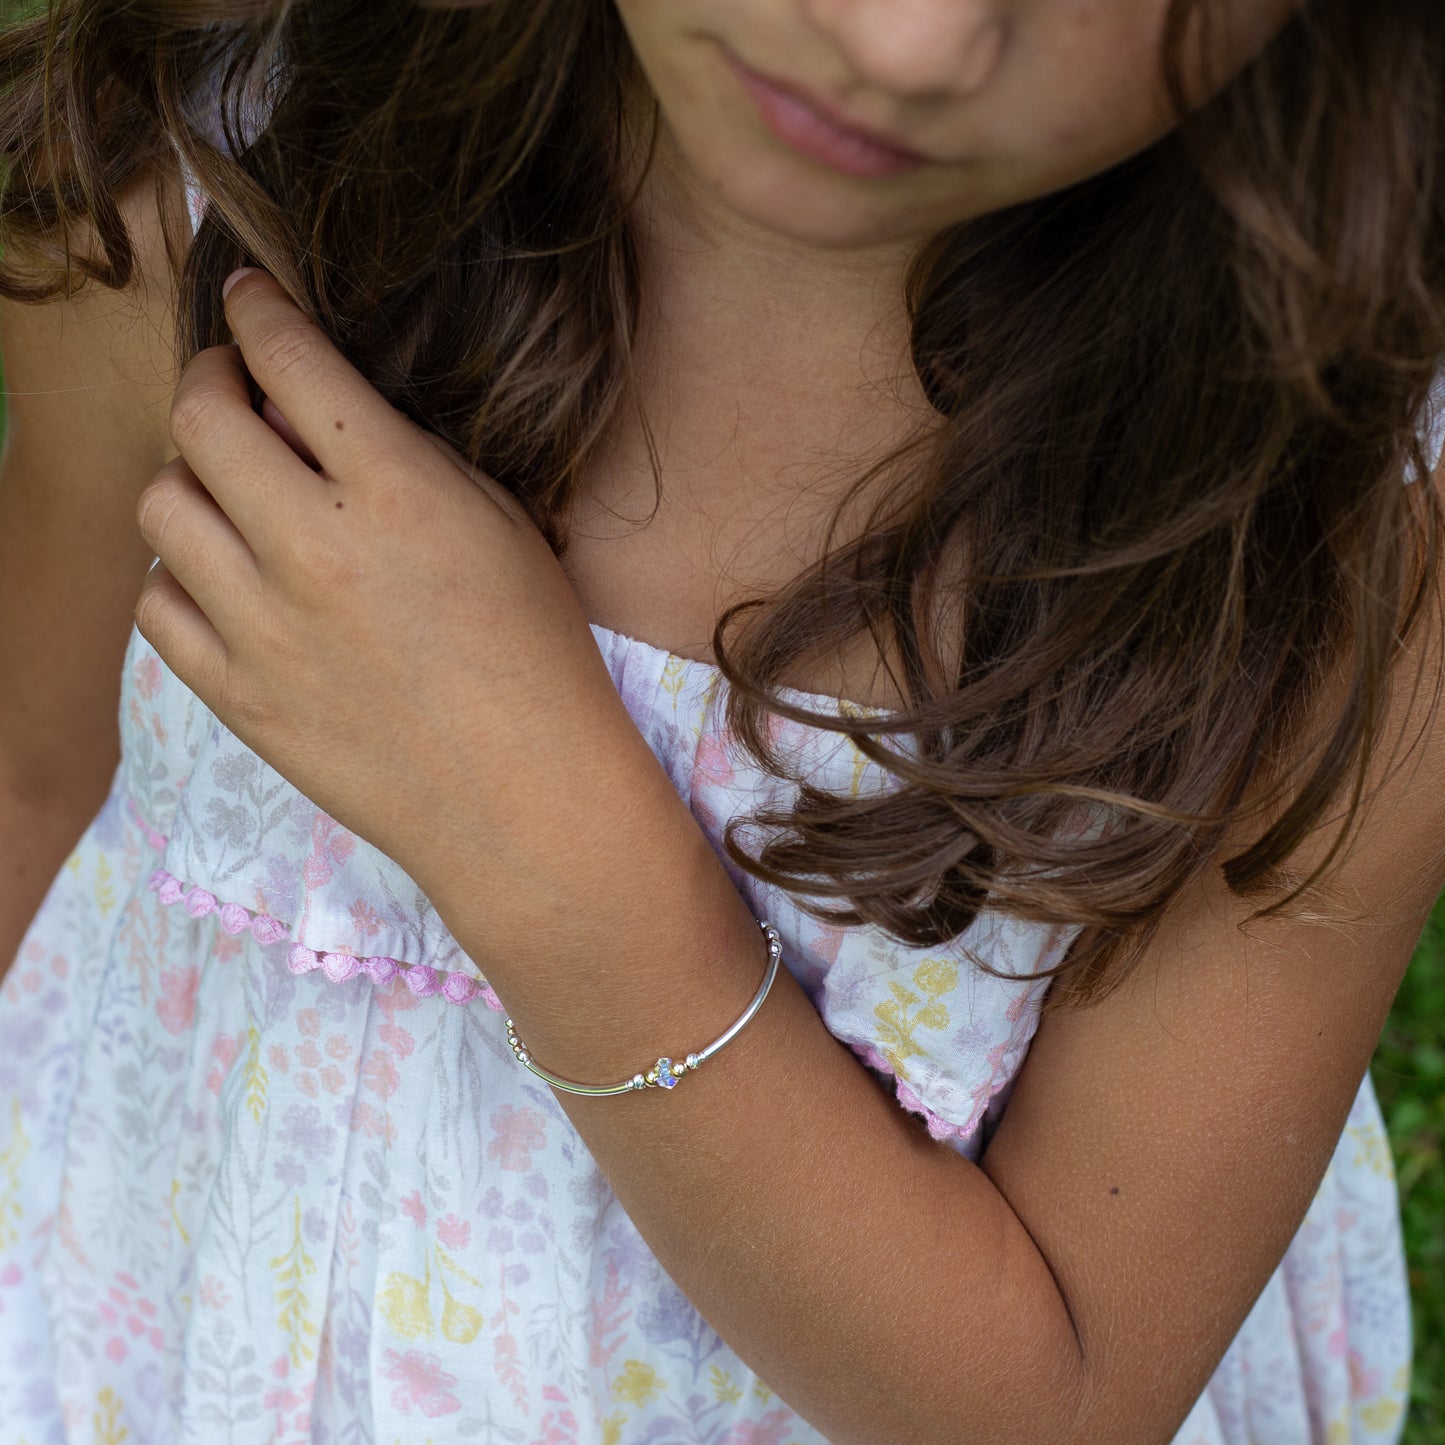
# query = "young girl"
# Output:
<box><xmin>0</xmin><ymin>0</ymin><xmax>1442</xmax><ymax>1441</ymax></box>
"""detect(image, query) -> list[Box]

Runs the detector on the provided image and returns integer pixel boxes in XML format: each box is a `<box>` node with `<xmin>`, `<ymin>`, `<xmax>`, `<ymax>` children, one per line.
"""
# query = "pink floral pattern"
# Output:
<box><xmin>381</xmin><ymin>1348</ymin><xmax>463</xmax><ymax>1418</ymax></box>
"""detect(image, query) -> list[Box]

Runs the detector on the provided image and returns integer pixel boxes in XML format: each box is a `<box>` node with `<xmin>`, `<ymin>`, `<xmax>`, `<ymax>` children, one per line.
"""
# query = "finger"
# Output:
<box><xmin>133</xmin><ymin>559</ymin><xmax>233</xmax><ymax>717</ymax></box>
<box><xmin>221</xmin><ymin>268</ymin><xmax>420</xmax><ymax>485</ymax></box>
<box><xmin>260</xmin><ymin>395</ymin><xmax>321</xmax><ymax>470</ymax></box>
<box><xmin>168</xmin><ymin>343</ymin><xmax>333</xmax><ymax>558</ymax></box>
<box><xmin>136</xmin><ymin>456</ymin><xmax>261</xmax><ymax>639</ymax></box>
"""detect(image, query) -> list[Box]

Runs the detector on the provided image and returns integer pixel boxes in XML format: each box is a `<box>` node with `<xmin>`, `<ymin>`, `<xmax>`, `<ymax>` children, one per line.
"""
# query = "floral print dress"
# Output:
<box><xmin>0</xmin><ymin>610</ymin><xmax>1412</xmax><ymax>1445</ymax></box>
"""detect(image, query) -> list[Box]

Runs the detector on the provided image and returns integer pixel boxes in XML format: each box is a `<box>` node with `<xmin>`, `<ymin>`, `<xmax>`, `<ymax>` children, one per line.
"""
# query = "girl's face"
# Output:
<box><xmin>612</xmin><ymin>0</ymin><xmax>1298</xmax><ymax>249</ymax></box>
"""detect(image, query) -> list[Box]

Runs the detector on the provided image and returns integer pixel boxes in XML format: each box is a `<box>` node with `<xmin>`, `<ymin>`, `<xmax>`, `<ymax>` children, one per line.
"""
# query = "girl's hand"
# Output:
<box><xmin>134</xmin><ymin>268</ymin><xmax>687</xmax><ymax>955</ymax></box>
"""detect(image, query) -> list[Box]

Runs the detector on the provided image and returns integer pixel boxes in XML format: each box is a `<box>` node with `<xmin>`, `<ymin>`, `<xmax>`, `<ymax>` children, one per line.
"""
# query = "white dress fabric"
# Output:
<box><xmin>0</xmin><ymin>615</ymin><xmax>1412</xmax><ymax>1444</ymax></box>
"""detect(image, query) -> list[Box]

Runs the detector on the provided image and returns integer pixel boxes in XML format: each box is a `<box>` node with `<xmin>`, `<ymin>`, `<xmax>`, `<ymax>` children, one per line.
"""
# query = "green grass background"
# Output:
<box><xmin>0</xmin><ymin>343</ymin><xmax>1440</xmax><ymax>1432</ymax></box>
<box><xmin>1376</xmin><ymin>899</ymin><xmax>1445</xmax><ymax>1442</ymax></box>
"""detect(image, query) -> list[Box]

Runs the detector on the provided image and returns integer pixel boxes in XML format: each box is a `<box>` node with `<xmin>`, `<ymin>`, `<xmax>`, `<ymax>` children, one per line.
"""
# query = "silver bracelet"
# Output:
<box><xmin>504</xmin><ymin>919</ymin><xmax>782</xmax><ymax>1097</ymax></box>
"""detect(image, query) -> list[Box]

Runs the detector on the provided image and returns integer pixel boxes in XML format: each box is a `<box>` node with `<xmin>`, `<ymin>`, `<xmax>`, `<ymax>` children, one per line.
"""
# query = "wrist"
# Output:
<box><xmin>433</xmin><ymin>814</ymin><xmax>770</xmax><ymax>1083</ymax></box>
<box><xmin>504</xmin><ymin>918</ymin><xmax>783</xmax><ymax>1095</ymax></box>
<box><xmin>421</xmin><ymin>724</ymin><xmax>727</xmax><ymax>966</ymax></box>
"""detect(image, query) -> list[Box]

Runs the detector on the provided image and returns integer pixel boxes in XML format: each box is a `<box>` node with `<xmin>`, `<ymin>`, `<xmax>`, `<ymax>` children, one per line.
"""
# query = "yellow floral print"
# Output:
<box><xmin>169</xmin><ymin>1178</ymin><xmax>190</xmax><ymax>1246</ymax></box>
<box><xmin>0</xmin><ymin>1097</ymin><xmax>30</xmax><ymax>1251</ymax></box>
<box><xmin>710</xmin><ymin>1365</ymin><xmax>743</xmax><ymax>1404</ymax></box>
<box><xmin>269</xmin><ymin>1197</ymin><xmax>318</xmax><ymax>1367</ymax></box>
<box><xmin>94</xmin><ymin>852</ymin><xmax>116</xmax><ymax>916</ymax></box>
<box><xmin>659</xmin><ymin>655</ymin><xmax>688</xmax><ymax>705</ymax></box>
<box><xmin>873</xmin><ymin>958</ymin><xmax>959</xmax><ymax>1078</ymax></box>
<box><xmin>93</xmin><ymin>1387</ymin><xmax>127</xmax><ymax>1445</ymax></box>
<box><xmin>837</xmin><ymin>700</ymin><xmax>878</xmax><ymax>798</ymax></box>
<box><xmin>0</xmin><ymin>1092</ymin><xmax>28</xmax><ymax>1254</ymax></box>
<box><xmin>378</xmin><ymin>1243</ymin><xmax>485</xmax><ymax>1343</ymax></box>
<box><xmin>1359</xmin><ymin>1396</ymin><xmax>1405</xmax><ymax>1434</ymax></box>
<box><xmin>242</xmin><ymin>1025</ymin><xmax>267</xmax><ymax>1125</ymax></box>
<box><xmin>379</xmin><ymin>1257</ymin><xmax>432</xmax><ymax>1341</ymax></box>
<box><xmin>1347</xmin><ymin>1119</ymin><xmax>1396</xmax><ymax>1179</ymax></box>
<box><xmin>612</xmin><ymin>1359</ymin><xmax>665</xmax><ymax>1407</ymax></box>
<box><xmin>436</xmin><ymin>1245</ymin><xmax>483</xmax><ymax>1343</ymax></box>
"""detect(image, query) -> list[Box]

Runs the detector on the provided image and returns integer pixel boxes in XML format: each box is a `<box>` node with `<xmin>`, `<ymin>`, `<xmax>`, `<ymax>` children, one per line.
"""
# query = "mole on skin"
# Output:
<box><xmin>334</xmin><ymin>420</ymin><xmax>344</xmax><ymax>430</ymax></box>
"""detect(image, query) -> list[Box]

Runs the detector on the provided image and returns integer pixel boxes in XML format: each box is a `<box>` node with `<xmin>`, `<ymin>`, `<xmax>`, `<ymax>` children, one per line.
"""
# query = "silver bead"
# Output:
<box><xmin>631</xmin><ymin>1073</ymin><xmax>646</xmax><ymax>1090</ymax></box>
<box><xmin>517</xmin><ymin>1051</ymin><xmax>529</xmax><ymax>1064</ymax></box>
<box><xmin>686</xmin><ymin>1053</ymin><xmax>699</xmax><ymax>1070</ymax></box>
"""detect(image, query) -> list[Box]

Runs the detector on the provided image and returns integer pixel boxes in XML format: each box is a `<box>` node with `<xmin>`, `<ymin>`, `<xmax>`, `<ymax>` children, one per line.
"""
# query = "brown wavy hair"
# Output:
<box><xmin>3</xmin><ymin>0</ymin><xmax>1444</xmax><ymax>1007</ymax></box>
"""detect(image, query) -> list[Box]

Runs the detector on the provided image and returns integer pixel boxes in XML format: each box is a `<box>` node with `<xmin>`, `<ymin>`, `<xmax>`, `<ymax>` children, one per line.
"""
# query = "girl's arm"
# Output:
<box><xmin>445</xmin><ymin>666</ymin><xmax>1436</xmax><ymax>1445</ymax></box>
<box><xmin>427</xmin><ymin>598</ymin><xmax>1444</xmax><ymax>1445</ymax></box>
<box><xmin>143</xmin><ymin>277</ymin><xmax>1440</xmax><ymax>1445</ymax></box>
<box><xmin>0</xmin><ymin>168</ymin><xmax>185</xmax><ymax>966</ymax></box>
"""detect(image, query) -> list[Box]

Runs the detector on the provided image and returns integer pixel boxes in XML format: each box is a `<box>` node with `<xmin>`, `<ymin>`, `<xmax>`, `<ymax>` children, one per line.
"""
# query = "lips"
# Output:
<box><xmin>725</xmin><ymin>51</ymin><xmax>930</xmax><ymax>180</ymax></box>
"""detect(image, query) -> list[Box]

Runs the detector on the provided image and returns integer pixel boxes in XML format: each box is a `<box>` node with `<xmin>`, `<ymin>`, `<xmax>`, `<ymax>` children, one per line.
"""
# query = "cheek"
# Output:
<box><xmin>1010</xmin><ymin>5</ymin><xmax>1180</xmax><ymax>162</ymax></box>
<box><xmin>1029</xmin><ymin>0</ymin><xmax>1297</xmax><ymax>157</ymax></box>
<box><xmin>609</xmin><ymin>0</ymin><xmax>683</xmax><ymax>89</ymax></box>
<box><xmin>610</xmin><ymin>0</ymin><xmax>726</xmax><ymax>61</ymax></box>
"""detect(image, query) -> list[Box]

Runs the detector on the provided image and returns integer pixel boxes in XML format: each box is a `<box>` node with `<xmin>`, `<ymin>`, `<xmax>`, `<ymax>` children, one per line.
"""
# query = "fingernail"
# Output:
<box><xmin>223</xmin><ymin>266</ymin><xmax>259</xmax><ymax>300</ymax></box>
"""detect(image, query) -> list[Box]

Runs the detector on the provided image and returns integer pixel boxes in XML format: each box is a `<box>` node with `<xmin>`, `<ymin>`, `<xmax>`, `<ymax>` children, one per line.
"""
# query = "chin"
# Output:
<box><xmin>702</xmin><ymin>148</ymin><xmax>944</xmax><ymax>251</ymax></box>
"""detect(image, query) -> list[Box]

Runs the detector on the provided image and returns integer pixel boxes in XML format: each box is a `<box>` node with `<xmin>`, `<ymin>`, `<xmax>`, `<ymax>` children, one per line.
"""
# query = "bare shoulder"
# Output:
<box><xmin>972</xmin><ymin>473</ymin><xmax>1445</xmax><ymax>1440</ymax></box>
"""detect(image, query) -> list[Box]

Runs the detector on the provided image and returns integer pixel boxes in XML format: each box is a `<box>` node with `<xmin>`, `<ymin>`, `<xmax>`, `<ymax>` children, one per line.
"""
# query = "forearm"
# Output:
<box><xmin>432</xmin><ymin>818</ymin><xmax>1092</xmax><ymax>1445</ymax></box>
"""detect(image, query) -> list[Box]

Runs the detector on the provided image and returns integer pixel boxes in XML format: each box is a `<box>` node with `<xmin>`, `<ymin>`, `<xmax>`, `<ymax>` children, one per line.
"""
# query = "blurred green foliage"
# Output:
<box><xmin>1375</xmin><ymin>896</ymin><xmax>1445</xmax><ymax>1443</ymax></box>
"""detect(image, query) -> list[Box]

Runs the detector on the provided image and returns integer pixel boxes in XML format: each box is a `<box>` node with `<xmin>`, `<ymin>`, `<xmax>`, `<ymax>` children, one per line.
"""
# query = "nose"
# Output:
<box><xmin>801</xmin><ymin>0</ymin><xmax>1010</xmax><ymax>98</ymax></box>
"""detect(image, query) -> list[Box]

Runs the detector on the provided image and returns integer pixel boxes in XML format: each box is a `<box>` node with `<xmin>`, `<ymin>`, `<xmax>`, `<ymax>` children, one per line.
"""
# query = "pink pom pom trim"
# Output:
<box><xmin>184</xmin><ymin>886</ymin><xmax>217</xmax><ymax>918</ymax></box>
<box><xmin>142</xmin><ymin>864</ymin><xmax>500</xmax><ymax>1012</ymax></box>
<box><xmin>218</xmin><ymin>902</ymin><xmax>252</xmax><ymax>936</ymax></box>
<box><xmin>287</xmin><ymin>944</ymin><xmax>319</xmax><ymax>975</ymax></box>
<box><xmin>362</xmin><ymin>956</ymin><xmax>398</xmax><ymax>986</ymax></box>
